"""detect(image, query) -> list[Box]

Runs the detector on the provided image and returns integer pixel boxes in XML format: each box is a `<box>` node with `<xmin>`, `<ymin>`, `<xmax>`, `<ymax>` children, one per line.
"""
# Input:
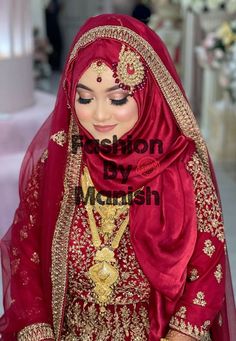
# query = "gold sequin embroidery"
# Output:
<box><xmin>203</xmin><ymin>240</ymin><xmax>216</xmax><ymax>258</ymax></box>
<box><xmin>169</xmin><ymin>318</ymin><xmax>211</xmax><ymax>341</ymax></box>
<box><xmin>11</xmin><ymin>258</ymin><xmax>20</xmax><ymax>275</ymax></box>
<box><xmin>17</xmin><ymin>323</ymin><xmax>54</xmax><ymax>341</ymax></box>
<box><xmin>214</xmin><ymin>264</ymin><xmax>223</xmax><ymax>284</ymax></box>
<box><xmin>188</xmin><ymin>268</ymin><xmax>199</xmax><ymax>281</ymax></box>
<box><xmin>30</xmin><ymin>252</ymin><xmax>40</xmax><ymax>264</ymax></box>
<box><xmin>40</xmin><ymin>149</ymin><xmax>48</xmax><ymax>163</ymax></box>
<box><xmin>51</xmin><ymin>118</ymin><xmax>82</xmax><ymax>340</ymax></box>
<box><xmin>20</xmin><ymin>227</ymin><xmax>28</xmax><ymax>241</ymax></box>
<box><xmin>62</xmin><ymin>299</ymin><xmax>149</xmax><ymax>341</ymax></box>
<box><xmin>193</xmin><ymin>291</ymin><xmax>207</xmax><ymax>307</ymax></box>
<box><xmin>19</xmin><ymin>164</ymin><xmax>41</xmax><ymax>242</ymax></box>
<box><xmin>175</xmin><ymin>306</ymin><xmax>187</xmax><ymax>319</ymax></box>
<box><xmin>50</xmin><ymin>130</ymin><xmax>67</xmax><ymax>147</ymax></box>
<box><xmin>187</xmin><ymin>153</ymin><xmax>225</xmax><ymax>242</ymax></box>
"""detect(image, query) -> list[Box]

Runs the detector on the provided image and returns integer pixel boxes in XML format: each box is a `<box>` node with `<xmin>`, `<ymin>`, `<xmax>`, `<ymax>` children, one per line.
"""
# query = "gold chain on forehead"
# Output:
<box><xmin>66</xmin><ymin>25</ymin><xmax>210</xmax><ymax>176</ymax></box>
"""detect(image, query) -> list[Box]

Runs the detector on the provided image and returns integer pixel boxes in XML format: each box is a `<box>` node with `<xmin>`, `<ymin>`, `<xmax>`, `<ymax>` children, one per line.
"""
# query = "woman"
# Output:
<box><xmin>0</xmin><ymin>14</ymin><xmax>235</xmax><ymax>341</ymax></box>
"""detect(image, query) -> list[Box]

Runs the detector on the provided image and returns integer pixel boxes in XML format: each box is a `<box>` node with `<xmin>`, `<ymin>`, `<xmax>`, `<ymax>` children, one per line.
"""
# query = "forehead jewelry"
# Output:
<box><xmin>90</xmin><ymin>60</ymin><xmax>106</xmax><ymax>83</ymax></box>
<box><xmin>112</xmin><ymin>45</ymin><xmax>147</xmax><ymax>95</ymax></box>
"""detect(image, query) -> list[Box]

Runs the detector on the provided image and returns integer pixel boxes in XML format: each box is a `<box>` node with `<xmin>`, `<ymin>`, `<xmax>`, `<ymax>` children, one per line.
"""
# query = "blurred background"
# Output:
<box><xmin>0</xmin><ymin>0</ymin><xmax>235</xmax><ymax>302</ymax></box>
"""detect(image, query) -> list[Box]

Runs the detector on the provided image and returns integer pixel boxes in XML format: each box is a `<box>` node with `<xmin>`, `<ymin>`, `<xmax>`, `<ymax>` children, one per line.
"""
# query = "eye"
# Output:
<box><xmin>77</xmin><ymin>97</ymin><xmax>93</xmax><ymax>104</ymax></box>
<box><xmin>110</xmin><ymin>96</ymin><xmax>129</xmax><ymax>106</ymax></box>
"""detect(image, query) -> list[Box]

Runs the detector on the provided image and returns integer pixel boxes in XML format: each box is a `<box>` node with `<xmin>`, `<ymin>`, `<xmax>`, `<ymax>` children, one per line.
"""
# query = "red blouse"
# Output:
<box><xmin>61</xmin><ymin>202</ymin><xmax>151</xmax><ymax>340</ymax></box>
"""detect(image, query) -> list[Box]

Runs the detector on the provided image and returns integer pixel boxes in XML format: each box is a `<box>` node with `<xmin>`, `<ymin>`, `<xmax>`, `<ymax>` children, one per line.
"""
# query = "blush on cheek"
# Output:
<box><xmin>113</xmin><ymin>108</ymin><xmax>138</xmax><ymax>122</ymax></box>
<box><xmin>75</xmin><ymin>106</ymin><xmax>90</xmax><ymax>121</ymax></box>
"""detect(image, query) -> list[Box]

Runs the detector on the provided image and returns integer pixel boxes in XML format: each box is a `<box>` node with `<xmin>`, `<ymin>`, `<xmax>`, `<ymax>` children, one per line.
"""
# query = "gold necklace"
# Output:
<box><xmin>81</xmin><ymin>166</ymin><xmax>130</xmax><ymax>312</ymax></box>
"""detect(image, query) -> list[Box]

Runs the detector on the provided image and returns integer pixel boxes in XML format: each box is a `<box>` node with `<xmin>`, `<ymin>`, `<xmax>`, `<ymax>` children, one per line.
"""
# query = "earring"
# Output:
<box><xmin>91</xmin><ymin>60</ymin><xmax>106</xmax><ymax>82</ymax></box>
<box><xmin>112</xmin><ymin>45</ymin><xmax>147</xmax><ymax>95</ymax></box>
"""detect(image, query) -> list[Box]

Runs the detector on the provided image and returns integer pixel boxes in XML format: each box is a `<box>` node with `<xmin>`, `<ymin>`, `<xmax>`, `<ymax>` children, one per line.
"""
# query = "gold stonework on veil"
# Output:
<box><xmin>117</xmin><ymin>45</ymin><xmax>145</xmax><ymax>91</ymax></box>
<box><xmin>51</xmin><ymin>118</ymin><xmax>82</xmax><ymax>340</ymax></box>
<box><xmin>50</xmin><ymin>130</ymin><xmax>67</xmax><ymax>147</ymax></box>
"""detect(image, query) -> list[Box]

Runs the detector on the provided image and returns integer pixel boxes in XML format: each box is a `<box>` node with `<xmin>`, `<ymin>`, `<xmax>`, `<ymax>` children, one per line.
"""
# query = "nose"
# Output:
<box><xmin>93</xmin><ymin>100</ymin><xmax>112</xmax><ymax>122</ymax></box>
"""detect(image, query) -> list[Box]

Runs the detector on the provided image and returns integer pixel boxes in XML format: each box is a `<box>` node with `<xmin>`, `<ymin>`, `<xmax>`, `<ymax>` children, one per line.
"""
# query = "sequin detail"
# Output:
<box><xmin>17</xmin><ymin>323</ymin><xmax>54</xmax><ymax>341</ymax></box>
<box><xmin>62</xmin><ymin>204</ymin><xmax>151</xmax><ymax>339</ymax></box>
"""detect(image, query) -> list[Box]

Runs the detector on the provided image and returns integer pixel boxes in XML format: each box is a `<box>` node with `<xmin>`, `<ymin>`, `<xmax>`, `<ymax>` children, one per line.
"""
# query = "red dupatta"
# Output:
<box><xmin>0</xmin><ymin>14</ymin><xmax>235</xmax><ymax>341</ymax></box>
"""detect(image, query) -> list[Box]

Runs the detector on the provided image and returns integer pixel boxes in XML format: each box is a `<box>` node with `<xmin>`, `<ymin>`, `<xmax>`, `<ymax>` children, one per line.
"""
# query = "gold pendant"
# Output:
<box><xmin>89</xmin><ymin>247</ymin><xmax>119</xmax><ymax>304</ymax></box>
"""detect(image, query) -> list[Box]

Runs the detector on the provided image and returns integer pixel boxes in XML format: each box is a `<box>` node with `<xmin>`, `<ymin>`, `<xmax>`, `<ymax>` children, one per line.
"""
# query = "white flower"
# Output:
<box><xmin>214</xmin><ymin>48</ymin><xmax>225</xmax><ymax>60</ymax></box>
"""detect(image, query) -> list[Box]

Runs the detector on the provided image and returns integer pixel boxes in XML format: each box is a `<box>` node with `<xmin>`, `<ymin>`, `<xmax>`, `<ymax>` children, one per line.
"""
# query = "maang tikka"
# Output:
<box><xmin>112</xmin><ymin>45</ymin><xmax>147</xmax><ymax>95</ymax></box>
<box><xmin>91</xmin><ymin>60</ymin><xmax>106</xmax><ymax>82</ymax></box>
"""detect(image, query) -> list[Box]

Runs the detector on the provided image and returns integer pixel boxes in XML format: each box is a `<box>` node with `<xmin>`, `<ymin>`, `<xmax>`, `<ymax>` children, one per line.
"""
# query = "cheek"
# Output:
<box><xmin>113</xmin><ymin>102</ymin><xmax>138</xmax><ymax>123</ymax></box>
<box><xmin>74</xmin><ymin>103</ymin><xmax>92</xmax><ymax>122</ymax></box>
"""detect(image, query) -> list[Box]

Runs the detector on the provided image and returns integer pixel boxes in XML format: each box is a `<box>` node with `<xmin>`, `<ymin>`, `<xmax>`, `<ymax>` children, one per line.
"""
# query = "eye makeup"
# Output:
<box><xmin>77</xmin><ymin>94</ymin><xmax>130</xmax><ymax>106</ymax></box>
<box><xmin>110</xmin><ymin>97</ymin><xmax>129</xmax><ymax>106</ymax></box>
<box><xmin>77</xmin><ymin>97</ymin><xmax>93</xmax><ymax>104</ymax></box>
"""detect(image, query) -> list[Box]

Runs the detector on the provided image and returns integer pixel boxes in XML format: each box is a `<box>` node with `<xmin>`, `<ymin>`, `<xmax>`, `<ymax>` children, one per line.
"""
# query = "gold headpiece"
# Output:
<box><xmin>112</xmin><ymin>45</ymin><xmax>146</xmax><ymax>94</ymax></box>
<box><xmin>90</xmin><ymin>60</ymin><xmax>106</xmax><ymax>82</ymax></box>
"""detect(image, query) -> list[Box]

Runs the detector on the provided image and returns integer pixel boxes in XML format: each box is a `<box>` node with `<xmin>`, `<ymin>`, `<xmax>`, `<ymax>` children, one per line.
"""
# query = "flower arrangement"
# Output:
<box><xmin>196</xmin><ymin>20</ymin><xmax>236</xmax><ymax>102</ymax></box>
<box><xmin>196</xmin><ymin>21</ymin><xmax>236</xmax><ymax>67</ymax></box>
<box><xmin>172</xmin><ymin>0</ymin><xmax>236</xmax><ymax>13</ymax></box>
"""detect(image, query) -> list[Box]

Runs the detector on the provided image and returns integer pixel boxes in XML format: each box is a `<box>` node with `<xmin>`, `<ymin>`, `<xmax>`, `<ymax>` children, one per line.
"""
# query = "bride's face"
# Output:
<box><xmin>74</xmin><ymin>63</ymin><xmax>139</xmax><ymax>141</ymax></box>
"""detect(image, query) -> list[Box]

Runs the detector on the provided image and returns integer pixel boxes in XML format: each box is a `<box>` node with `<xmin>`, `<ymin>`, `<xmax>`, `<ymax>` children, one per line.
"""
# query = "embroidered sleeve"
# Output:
<box><xmin>169</xmin><ymin>153</ymin><xmax>226</xmax><ymax>340</ymax></box>
<box><xmin>2</xmin><ymin>150</ymin><xmax>52</xmax><ymax>333</ymax></box>
<box><xmin>17</xmin><ymin>323</ymin><xmax>54</xmax><ymax>341</ymax></box>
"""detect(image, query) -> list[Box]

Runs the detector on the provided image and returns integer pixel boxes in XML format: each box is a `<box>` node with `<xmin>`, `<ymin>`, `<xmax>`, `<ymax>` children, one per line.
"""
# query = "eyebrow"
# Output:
<box><xmin>76</xmin><ymin>83</ymin><xmax>121</xmax><ymax>92</ymax></box>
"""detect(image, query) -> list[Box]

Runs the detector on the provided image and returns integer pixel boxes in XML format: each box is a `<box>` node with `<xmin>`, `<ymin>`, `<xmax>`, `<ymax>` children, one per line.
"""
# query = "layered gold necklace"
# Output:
<box><xmin>81</xmin><ymin>166</ymin><xmax>130</xmax><ymax>313</ymax></box>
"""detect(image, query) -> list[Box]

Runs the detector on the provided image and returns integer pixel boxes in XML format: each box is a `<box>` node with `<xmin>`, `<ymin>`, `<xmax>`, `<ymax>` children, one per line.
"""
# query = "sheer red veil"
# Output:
<box><xmin>0</xmin><ymin>14</ymin><xmax>235</xmax><ymax>340</ymax></box>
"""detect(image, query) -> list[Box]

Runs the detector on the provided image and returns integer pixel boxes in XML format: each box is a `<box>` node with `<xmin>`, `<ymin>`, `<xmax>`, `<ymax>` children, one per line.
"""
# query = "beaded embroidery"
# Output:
<box><xmin>112</xmin><ymin>45</ymin><xmax>146</xmax><ymax>94</ymax></box>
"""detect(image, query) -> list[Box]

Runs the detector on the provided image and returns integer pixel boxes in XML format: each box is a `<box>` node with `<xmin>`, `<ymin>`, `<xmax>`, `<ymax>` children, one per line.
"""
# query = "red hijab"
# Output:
<box><xmin>66</xmin><ymin>37</ymin><xmax>190</xmax><ymax>192</ymax></box>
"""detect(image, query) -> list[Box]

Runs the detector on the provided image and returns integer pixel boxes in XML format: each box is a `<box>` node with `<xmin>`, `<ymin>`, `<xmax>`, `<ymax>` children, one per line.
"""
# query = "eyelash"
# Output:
<box><xmin>77</xmin><ymin>96</ymin><xmax>129</xmax><ymax>106</ymax></box>
<box><xmin>77</xmin><ymin>97</ymin><xmax>92</xmax><ymax>104</ymax></box>
<box><xmin>111</xmin><ymin>97</ymin><xmax>128</xmax><ymax>106</ymax></box>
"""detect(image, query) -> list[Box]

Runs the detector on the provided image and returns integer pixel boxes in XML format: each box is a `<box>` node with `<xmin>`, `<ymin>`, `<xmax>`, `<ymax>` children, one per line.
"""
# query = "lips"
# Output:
<box><xmin>93</xmin><ymin>124</ymin><xmax>117</xmax><ymax>132</ymax></box>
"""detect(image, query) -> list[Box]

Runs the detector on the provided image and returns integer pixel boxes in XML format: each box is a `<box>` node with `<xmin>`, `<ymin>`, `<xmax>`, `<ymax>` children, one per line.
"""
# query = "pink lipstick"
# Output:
<box><xmin>93</xmin><ymin>124</ymin><xmax>117</xmax><ymax>132</ymax></box>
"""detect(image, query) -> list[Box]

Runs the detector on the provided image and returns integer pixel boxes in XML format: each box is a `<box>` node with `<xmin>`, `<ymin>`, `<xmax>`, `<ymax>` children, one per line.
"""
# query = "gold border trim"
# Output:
<box><xmin>169</xmin><ymin>317</ymin><xmax>212</xmax><ymax>341</ymax></box>
<box><xmin>187</xmin><ymin>153</ymin><xmax>224</xmax><ymax>242</ymax></box>
<box><xmin>51</xmin><ymin>117</ymin><xmax>82</xmax><ymax>340</ymax></box>
<box><xmin>67</xmin><ymin>25</ymin><xmax>210</xmax><ymax>177</ymax></box>
<box><xmin>17</xmin><ymin>323</ymin><xmax>54</xmax><ymax>341</ymax></box>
